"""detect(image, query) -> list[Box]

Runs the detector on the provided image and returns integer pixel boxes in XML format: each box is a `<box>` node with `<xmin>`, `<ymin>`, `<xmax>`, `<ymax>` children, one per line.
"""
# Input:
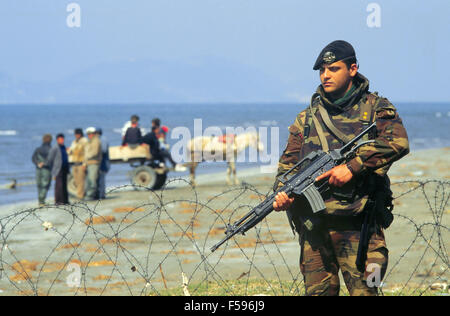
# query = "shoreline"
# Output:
<box><xmin>1</xmin><ymin>146</ymin><xmax>449</xmax><ymax>210</ymax></box>
<box><xmin>0</xmin><ymin>165</ymin><xmax>269</xmax><ymax>212</ymax></box>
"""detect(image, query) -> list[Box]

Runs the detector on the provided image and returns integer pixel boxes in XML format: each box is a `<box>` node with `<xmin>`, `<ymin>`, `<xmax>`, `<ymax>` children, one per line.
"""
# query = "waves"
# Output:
<box><xmin>0</xmin><ymin>130</ymin><xmax>17</xmax><ymax>136</ymax></box>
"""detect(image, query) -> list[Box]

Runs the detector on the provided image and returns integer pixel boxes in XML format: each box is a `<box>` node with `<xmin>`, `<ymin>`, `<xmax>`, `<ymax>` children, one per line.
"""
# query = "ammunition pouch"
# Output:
<box><xmin>368</xmin><ymin>175</ymin><xmax>394</xmax><ymax>229</ymax></box>
<box><xmin>376</xmin><ymin>202</ymin><xmax>394</xmax><ymax>229</ymax></box>
<box><xmin>375</xmin><ymin>179</ymin><xmax>394</xmax><ymax>229</ymax></box>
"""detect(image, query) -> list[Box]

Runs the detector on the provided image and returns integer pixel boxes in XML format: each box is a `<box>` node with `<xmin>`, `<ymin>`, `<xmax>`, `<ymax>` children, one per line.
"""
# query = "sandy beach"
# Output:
<box><xmin>0</xmin><ymin>147</ymin><xmax>448</xmax><ymax>296</ymax></box>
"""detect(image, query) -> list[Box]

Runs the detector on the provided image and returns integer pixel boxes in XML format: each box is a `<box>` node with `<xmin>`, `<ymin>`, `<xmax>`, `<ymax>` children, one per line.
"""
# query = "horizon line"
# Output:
<box><xmin>0</xmin><ymin>101</ymin><xmax>449</xmax><ymax>106</ymax></box>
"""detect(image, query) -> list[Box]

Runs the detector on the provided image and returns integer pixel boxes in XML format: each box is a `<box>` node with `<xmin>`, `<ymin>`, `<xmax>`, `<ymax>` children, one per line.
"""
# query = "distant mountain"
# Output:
<box><xmin>0</xmin><ymin>57</ymin><xmax>303</xmax><ymax>104</ymax></box>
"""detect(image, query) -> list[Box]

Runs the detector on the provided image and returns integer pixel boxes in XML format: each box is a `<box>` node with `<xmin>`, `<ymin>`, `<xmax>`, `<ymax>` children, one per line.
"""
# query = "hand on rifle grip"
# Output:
<box><xmin>273</xmin><ymin>192</ymin><xmax>294</xmax><ymax>212</ymax></box>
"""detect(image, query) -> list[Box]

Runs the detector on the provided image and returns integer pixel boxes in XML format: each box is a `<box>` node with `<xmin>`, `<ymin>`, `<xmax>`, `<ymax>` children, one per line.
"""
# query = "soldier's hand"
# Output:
<box><xmin>316</xmin><ymin>164</ymin><xmax>353</xmax><ymax>187</ymax></box>
<box><xmin>273</xmin><ymin>192</ymin><xmax>294</xmax><ymax>212</ymax></box>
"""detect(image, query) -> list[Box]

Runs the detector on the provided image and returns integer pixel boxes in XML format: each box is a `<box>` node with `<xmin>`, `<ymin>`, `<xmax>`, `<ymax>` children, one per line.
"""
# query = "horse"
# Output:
<box><xmin>186</xmin><ymin>132</ymin><xmax>264</xmax><ymax>187</ymax></box>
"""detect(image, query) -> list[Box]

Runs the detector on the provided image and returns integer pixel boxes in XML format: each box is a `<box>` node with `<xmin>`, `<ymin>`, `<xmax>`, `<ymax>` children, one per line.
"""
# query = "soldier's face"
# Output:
<box><xmin>320</xmin><ymin>61</ymin><xmax>358</xmax><ymax>96</ymax></box>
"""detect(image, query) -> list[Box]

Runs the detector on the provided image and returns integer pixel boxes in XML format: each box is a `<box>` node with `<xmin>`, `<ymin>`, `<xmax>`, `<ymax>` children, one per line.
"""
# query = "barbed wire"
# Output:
<box><xmin>0</xmin><ymin>178</ymin><xmax>448</xmax><ymax>296</ymax></box>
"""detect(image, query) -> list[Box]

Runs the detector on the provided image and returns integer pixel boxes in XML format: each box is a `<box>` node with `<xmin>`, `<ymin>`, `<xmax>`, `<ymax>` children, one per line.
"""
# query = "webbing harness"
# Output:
<box><xmin>302</xmin><ymin>92</ymin><xmax>381</xmax><ymax>151</ymax></box>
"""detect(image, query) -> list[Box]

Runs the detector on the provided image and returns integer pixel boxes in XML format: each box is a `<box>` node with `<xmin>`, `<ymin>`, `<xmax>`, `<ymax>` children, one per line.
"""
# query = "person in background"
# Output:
<box><xmin>67</xmin><ymin>128</ymin><xmax>88</xmax><ymax>200</ymax></box>
<box><xmin>151</xmin><ymin>118</ymin><xmax>185</xmax><ymax>171</ymax></box>
<box><xmin>84</xmin><ymin>127</ymin><xmax>102</xmax><ymax>201</ymax></box>
<box><xmin>45</xmin><ymin>133</ymin><xmax>70</xmax><ymax>205</ymax></box>
<box><xmin>32</xmin><ymin>134</ymin><xmax>53</xmax><ymax>206</ymax></box>
<box><xmin>96</xmin><ymin>127</ymin><xmax>110</xmax><ymax>200</ymax></box>
<box><xmin>121</xmin><ymin>114</ymin><xmax>139</xmax><ymax>138</ymax></box>
<box><xmin>142</xmin><ymin>125</ymin><xmax>161</xmax><ymax>162</ymax></box>
<box><xmin>151</xmin><ymin>118</ymin><xmax>169</xmax><ymax>150</ymax></box>
<box><xmin>122</xmin><ymin>115</ymin><xmax>143</xmax><ymax>146</ymax></box>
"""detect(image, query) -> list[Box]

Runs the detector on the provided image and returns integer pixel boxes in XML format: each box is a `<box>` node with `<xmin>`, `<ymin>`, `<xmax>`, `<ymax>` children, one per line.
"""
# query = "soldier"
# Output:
<box><xmin>272</xmin><ymin>40</ymin><xmax>409</xmax><ymax>296</ymax></box>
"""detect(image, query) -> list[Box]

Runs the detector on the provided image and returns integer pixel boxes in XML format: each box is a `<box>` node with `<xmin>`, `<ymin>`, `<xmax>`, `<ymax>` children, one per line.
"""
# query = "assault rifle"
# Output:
<box><xmin>210</xmin><ymin>122</ymin><xmax>376</xmax><ymax>253</ymax></box>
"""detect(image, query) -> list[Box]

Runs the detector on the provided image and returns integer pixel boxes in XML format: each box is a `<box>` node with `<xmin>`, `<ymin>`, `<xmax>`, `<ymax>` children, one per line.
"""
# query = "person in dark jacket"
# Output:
<box><xmin>45</xmin><ymin>133</ymin><xmax>70</xmax><ymax>205</ymax></box>
<box><xmin>122</xmin><ymin>115</ymin><xmax>142</xmax><ymax>146</ymax></box>
<box><xmin>142</xmin><ymin>129</ymin><xmax>161</xmax><ymax>160</ymax></box>
<box><xmin>149</xmin><ymin>119</ymin><xmax>186</xmax><ymax>171</ymax></box>
<box><xmin>32</xmin><ymin>134</ymin><xmax>53</xmax><ymax>206</ymax></box>
<box><xmin>96</xmin><ymin>128</ymin><xmax>110</xmax><ymax>200</ymax></box>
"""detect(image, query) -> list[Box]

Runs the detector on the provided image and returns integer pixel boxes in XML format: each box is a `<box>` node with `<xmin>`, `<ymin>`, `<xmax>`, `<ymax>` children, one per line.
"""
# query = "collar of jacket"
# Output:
<box><xmin>316</xmin><ymin>72</ymin><xmax>370</xmax><ymax>114</ymax></box>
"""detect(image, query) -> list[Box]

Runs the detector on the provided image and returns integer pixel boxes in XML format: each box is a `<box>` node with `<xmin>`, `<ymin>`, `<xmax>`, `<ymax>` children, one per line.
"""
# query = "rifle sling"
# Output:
<box><xmin>318</xmin><ymin>104</ymin><xmax>352</xmax><ymax>144</ymax></box>
<box><xmin>311</xmin><ymin>112</ymin><xmax>330</xmax><ymax>153</ymax></box>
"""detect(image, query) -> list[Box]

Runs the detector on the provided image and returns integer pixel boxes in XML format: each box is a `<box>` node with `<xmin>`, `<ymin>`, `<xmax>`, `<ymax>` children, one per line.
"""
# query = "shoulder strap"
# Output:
<box><xmin>311</xmin><ymin>110</ymin><xmax>329</xmax><ymax>152</ymax></box>
<box><xmin>318</xmin><ymin>104</ymin><xmax>352</xmax><ymax>144</ymax></box>
<box><xmin>303</xmin><ymin>94</ymin><xmax>330</xmax><ymax>152</ymax></box>
<box><xmin>302</xmin><ymin>94</ymin><xmax>319</xmax><ymax>140</ymax></box>
<box><xmin>315</xmin><ymin>91</ymin><xmax>382</xmax><ymax>147</ymax></box>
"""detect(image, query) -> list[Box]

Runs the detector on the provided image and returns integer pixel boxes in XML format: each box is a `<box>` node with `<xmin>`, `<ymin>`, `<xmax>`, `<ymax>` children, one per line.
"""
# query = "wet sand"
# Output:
<box><xmin>0</xmin><ymin>148</ymin><xmax>448</xmax><ymax>296</ymax></box>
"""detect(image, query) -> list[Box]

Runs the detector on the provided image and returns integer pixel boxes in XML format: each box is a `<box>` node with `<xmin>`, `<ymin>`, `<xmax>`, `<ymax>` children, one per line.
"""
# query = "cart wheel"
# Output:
<box><xmin>131</xmin><ymin>166</ymin><xmax>157</xmax><ymax>189</ymax></box>
<box><xmin>153</xmin><ymin>173</ymin><xmax>168</xmax><ymax>190</ymax></box>
<box><xmin>67</xmin><ymin>174</ymin><xmax>78</xmax><ymax>198</ymax></box>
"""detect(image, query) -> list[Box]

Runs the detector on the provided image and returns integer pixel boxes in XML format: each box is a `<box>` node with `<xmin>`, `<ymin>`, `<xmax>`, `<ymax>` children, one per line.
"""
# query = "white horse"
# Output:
<box><xmin>186</xmin><ymin>132</ymin><xmax>264</xmax><ymax>187</ymax></box>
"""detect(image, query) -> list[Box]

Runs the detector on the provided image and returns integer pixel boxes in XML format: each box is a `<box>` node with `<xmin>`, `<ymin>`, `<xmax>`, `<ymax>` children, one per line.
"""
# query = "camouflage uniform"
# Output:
<box><xmin>275</xmin><ymin>72</ymin><xmax>409</xmax><ymax>296</ymax></box>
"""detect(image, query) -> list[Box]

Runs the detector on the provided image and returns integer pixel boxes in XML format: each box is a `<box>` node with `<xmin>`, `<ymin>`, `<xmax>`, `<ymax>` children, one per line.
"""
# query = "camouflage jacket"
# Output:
<box><xmin>275</xmin><ymin>73</ymin><xmax>410</xmax><ymax>216</ymax></box>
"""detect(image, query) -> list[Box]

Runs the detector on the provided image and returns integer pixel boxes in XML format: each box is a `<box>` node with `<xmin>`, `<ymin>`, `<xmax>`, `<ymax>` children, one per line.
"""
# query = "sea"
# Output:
<box><xmin>0</xmin><ymin>102</ymin><xmax>449</xmax><ymax>206</ymax></box>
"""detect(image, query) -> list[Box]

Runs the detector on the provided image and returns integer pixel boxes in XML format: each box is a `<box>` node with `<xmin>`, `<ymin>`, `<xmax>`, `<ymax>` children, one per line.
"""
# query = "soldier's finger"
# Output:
<box><xmin>275</xmin><ymin>195</ymin><xmax>283</xmax><ymax>206</ymax></box>
<box><xmin>273</xmin><ymin>201</ymin><xmax>279</xmax><ymax>210</ymax></box>
<box><xmin>333</xmin><ymin>175</ymin><xmax>340</xmax><ymax>186</ymax></box>
<box><xmin>278</xmin><ymin>193</ymin><xmax>287</xmax><ymax>205</ymax></box>
<box><xmin>273</xmin><ymin>201</ymin><xmax>285</xmax><ymax>211</ymax></box>
<box><xmin>316</xmin><ymin>170</ymin><xmax>331</xmax><ymax>182</ymax></box>
<box><xmin>329</xmin><ymin>174</ymin><xmax>337</xmax><ymax>186</ymax></box>
<box><xmin>336</xmin><ymin>175</ymin><xmax>346</xmax><ymax>187</ymax></box>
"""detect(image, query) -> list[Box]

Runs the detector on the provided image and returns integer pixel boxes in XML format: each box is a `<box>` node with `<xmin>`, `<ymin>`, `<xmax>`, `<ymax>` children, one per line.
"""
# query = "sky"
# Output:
<box><xmin>0</xmin><ymin>0</ymin><xmax>449</xmax><ymax>103</ymax></box>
